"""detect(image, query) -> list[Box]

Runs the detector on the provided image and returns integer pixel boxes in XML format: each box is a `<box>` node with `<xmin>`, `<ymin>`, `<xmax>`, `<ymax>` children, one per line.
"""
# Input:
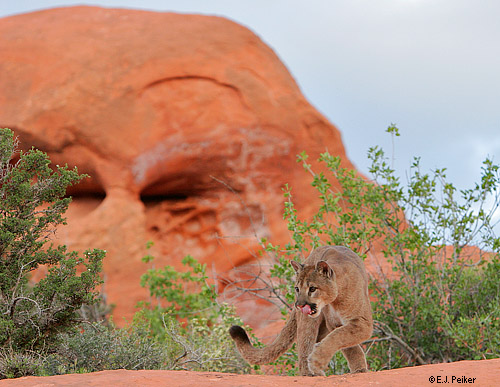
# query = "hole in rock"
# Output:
<box><xmin>141</xmin><ymin>192</ymin><xmax>191</xmax><ymax>204</ymax></box>
<box><xmin>63</xmin><ymin>171</ymin><xmax>106</xmax><ymax>216</ymax></box>
<box><xmin>64</xmin><ymin>192</ymin><xmax>107</xmax><ymax>217</ymax></box>
<box><xmin>139</xmin><ymin>174</ymin><xmax>210</xmax><ymax>209</ymax></box>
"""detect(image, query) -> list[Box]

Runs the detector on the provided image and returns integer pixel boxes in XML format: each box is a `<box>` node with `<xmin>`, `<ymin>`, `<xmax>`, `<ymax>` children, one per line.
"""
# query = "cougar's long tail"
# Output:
<box><xmin>229</xmin><ymin>310</ymin><xmax>297</xmax><ymax>364</ymax></box>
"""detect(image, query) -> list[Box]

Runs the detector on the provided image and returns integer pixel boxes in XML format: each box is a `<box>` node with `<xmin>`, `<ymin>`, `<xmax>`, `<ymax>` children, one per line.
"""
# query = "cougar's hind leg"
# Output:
<box><xmin>341</xmin><ymin>344</ymin><xmax>368</xmax><ymax>373</ymax></box>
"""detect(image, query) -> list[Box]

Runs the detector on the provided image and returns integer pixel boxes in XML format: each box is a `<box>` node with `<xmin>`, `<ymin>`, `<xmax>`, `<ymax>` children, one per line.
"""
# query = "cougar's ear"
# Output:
<box><xmin>291</xmin><ymin>260</ymin><xmax>303</xmax><ymax>273</ymax></box>
<box><xmin>316</xmin><ymin>260</ymin><xmax>334</xmax><ymax>278</ymax></box>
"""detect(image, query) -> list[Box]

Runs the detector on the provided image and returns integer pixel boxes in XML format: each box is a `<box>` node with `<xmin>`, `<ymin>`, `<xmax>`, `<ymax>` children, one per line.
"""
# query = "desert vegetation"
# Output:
<box><xmin>1</xmin><ymin>126</ymin><xmax>498</xmax><ymax>378</ymax></box>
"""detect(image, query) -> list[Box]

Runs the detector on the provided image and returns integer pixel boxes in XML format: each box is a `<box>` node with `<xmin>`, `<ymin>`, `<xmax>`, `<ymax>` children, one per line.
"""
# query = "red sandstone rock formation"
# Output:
<box><xmin>0</xmin><ymin>6</ymin><xmax>354</xmax><ymax>325</ymax></box>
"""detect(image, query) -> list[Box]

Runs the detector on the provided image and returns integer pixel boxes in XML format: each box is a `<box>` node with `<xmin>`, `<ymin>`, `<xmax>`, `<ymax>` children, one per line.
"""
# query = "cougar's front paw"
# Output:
<box><xmin>307</xmin><ymin>343</ymin><xmax>327</xmax><ymax>376</ymax></box>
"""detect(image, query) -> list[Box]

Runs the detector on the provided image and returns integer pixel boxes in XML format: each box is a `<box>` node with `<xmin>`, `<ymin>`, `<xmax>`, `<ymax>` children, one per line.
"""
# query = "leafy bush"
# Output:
<box><xmin>0</xmin><ymin>128</ymin><xmax>105</xmax><ymax>378</ymax></box>
<box><xmin>139</xmin><ymin>251</ymin><xmax>219</xmax><ymax>331</ymax></box>
<box><xmin>35</xmin><ymin>250</ymin><xmax>253</xmax><ymax>376</ymax></box>
<box><xmin>40</xmin><ymin>315</ymin><xmax>170</xmax><ymax>375</ymax></box>
<box><xmin>260</xmin><ymin>127</ymin><xmax>500</xmax><ymax>373</ymax></box>
<box><xmin>138</xmin><ymin>246</ymin><xmax>252</xmax><ymax>373</ymax></box>
<box><xmin>0</xmin><ymin>350</ymin><xmax>43</xmax><ymax>379</ymax></box>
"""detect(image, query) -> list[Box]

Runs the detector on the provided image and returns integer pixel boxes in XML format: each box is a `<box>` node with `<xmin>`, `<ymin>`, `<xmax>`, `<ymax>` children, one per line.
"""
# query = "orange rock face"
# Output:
<box><xmin>0</xmin><ymin>6</ymin><xmax>354</xmax><ymax>325</ymax></box>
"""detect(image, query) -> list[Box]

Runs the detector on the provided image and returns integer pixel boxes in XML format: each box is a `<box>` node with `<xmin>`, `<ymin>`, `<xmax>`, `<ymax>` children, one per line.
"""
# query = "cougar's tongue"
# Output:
<box><xmin>300</xmin><ymin>304</ymin><xmax>312</xmax><ymax>315</ymax></box>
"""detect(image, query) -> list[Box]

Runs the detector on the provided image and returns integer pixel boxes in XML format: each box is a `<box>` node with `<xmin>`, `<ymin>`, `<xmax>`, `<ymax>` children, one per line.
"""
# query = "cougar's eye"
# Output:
<box><xmin>309</xmin><ymin>286</ymin><xmax>317</xmax><ymax>293</ymax></box>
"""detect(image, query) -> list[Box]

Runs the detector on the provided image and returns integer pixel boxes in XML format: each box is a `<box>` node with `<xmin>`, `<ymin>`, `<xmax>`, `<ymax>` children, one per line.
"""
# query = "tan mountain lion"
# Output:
<box><xmin>229</xmin><ymin>245</ymin><xmax>373</xmax><ymax>376</ymax></box>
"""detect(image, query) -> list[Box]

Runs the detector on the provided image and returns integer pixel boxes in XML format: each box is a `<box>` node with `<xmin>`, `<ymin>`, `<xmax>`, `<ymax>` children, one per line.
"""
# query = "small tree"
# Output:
<box><xmin>0</xmin><ymin>128</ymin><xmax>105</xmax><ymax>355</ymax></box>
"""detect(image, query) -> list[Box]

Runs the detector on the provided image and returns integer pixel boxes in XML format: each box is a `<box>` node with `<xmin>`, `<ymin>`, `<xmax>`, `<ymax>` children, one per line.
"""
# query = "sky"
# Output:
<box><xmin>2</xmin><ymin>1</ymin><xmax>500</xmax><ymax>198</ymax></box>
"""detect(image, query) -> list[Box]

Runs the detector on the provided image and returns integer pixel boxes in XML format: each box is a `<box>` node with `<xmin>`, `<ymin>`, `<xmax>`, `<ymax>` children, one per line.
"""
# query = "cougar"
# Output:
<box><xmin>229</xmin><ymin>245</ymin><xmax>373</xmax><ymax>376</ymax></box>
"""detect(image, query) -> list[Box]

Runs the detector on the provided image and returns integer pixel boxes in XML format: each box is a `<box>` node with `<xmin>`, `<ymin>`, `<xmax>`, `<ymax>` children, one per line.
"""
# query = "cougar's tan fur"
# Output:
<box><xmin>229</xmin><ymin>246</ymin><xmax>373</xmax><ymax>376</ymax></box>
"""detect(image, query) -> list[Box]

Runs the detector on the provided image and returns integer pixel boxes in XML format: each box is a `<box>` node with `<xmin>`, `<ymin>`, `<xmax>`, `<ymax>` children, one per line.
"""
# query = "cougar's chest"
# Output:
<box><xmin>323</xmin><ymin>304</ymin><xmax>344</xmax><ymax>330</ymax></box>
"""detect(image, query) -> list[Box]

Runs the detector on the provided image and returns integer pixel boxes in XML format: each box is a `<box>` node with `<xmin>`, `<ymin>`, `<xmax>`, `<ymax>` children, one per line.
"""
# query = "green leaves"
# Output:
<box><xmin>266</xmin><ymin>125</ymin><xmax>500</xmax><ymax>373</ymax></box>
<box><xmin>140</xmin><ymin>252</ymin><xmax>217</xmax><ymax>321</ymax></box>
<box><xmin>0</xmin><ymin>128</ymin><xmax>105</xmax><ymax>353</ymax></box>
<box><xmin>137</xmin><ymin>246</ymin><xmax>252</xmax><ymax>373</ymax></box>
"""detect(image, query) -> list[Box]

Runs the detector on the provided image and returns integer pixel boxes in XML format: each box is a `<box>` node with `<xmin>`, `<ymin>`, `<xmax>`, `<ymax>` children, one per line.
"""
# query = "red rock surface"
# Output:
<box><xmin>3</xmin><ymin>359</ymin><xmax>499</xmax><ymax>386</ymax></box>
<box><xmin>0</xmin><ymin>6</ymin><xmax>353</xmax><ymax>325</ymax></box>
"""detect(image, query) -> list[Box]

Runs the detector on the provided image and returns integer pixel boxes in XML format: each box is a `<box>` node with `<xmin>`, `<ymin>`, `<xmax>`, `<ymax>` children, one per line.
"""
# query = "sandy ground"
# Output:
<box><xmin>2</xmin><ymin>358</ymin><xmax>498</xmax><ymax>387</ymax></box>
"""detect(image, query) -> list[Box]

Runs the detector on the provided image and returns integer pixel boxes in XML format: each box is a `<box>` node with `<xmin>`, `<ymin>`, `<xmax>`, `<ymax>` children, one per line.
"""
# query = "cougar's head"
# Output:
<box><xmin>290</xmin><ymin>260</ymin><xmax>338</xmax><ymax>318</ymax></box>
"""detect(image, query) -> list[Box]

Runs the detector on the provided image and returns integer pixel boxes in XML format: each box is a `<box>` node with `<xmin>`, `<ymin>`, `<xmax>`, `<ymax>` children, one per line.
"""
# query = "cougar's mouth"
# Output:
<box><xmin>297</xmin><ymin>303</ymin><xmax>318</xmax><ymax>316</ymax></box>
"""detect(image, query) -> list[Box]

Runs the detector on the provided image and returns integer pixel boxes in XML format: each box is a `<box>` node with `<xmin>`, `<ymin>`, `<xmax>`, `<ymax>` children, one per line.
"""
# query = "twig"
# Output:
<box><xmin>370</xmin><ymin>320</ymin><xmax>426</xmax><ymax>365</ymax></box>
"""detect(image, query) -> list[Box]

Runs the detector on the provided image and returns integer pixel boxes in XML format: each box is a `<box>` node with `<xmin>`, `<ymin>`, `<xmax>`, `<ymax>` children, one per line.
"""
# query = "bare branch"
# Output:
<box><xmin>370</xmin><ymin>320</ymin><xmax>426</xmax><ymax>366</ymax></box>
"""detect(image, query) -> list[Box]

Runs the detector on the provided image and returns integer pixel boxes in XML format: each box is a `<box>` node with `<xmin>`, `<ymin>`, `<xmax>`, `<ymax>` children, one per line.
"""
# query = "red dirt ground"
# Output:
<box><xmin>2</xmin><ymin>358</ymin><xmax>498</xmax><ymax>386</ymax></box>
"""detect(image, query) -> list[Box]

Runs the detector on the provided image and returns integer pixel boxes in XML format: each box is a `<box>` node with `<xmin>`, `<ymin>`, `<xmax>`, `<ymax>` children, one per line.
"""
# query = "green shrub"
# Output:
<box><xmin>139</xmin><ymin>252</ymin><xmax>218</xmax><ymax>331</ymax></box>
<box><xmin>40</xmin><ymin>315</ymin><xmax>170</xmax><ymax>375</ymax></box>
<box><xmin>40</xmin><ymin>249</ymin><xmax>253</xmax><ymax>376</ymax></box>
<box><xmin>0</xmin><ymin>350</ymin><xmax>42</xmax><ymax>379</ymax></box>
<box><xmin>261</xmin><ymin>126</ymin><xmax>500</xmax><ymax>373</ymax></box>
<box><xmin>137</xmin><ymin>247</ymin><xmax>252</xmax><ymax>373</ymax></box>
<box><xmin>0</xmin><ymin>128</ymin><xmax>105</xmax><ymax>378</ymax></box>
